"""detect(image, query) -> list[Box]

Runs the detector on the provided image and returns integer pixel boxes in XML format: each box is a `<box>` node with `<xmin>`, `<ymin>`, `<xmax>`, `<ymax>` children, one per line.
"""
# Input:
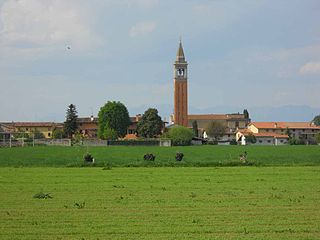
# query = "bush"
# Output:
<box><xmin>103</xmin><ymin>127</ymin><xmax>118</xmax><ymax>140</ymax></box>
<box><xmin>33</xmin><ymin>191</ymin><xmax>52</xmax><ymax>199</ymax></box>
<box><xmin>316</xmin><ymin>133</ymin><xmax>320</xmax><ymax>144</ymax></box>
<box><xmin>230</xmin><ymin>139</ymin><xmax>237</xmax><ymax>145</ymax></box>
<box><xmin>289</xmin><ymin>138</ymin><xmax>305</xmax><ymax>145</ymax></box>
<box><xmin>175</xmin><ymin>152</ymin><xmax>184</xmax><ymax>161</ymax></box>
<box><xmin>167</xmin><ymin>126</ymin><xmax>193</xmax><ymax>146</ymax></box>
<box><xmin>143</xmin><ymin>153</ymin><xmax>155</xmax><ymax>161</ymax></box>
<box><xmin>84</xmin><ymin>153</ymin><xmax>94</xmax><ymax>163</ymax></box>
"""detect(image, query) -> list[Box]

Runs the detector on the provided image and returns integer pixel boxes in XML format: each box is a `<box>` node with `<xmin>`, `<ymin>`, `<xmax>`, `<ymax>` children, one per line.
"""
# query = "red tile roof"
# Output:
<box><xmin>188</xmin><ymin>114</ymin><xmax>245</xmax><ymax>120</ymax></box>
<box><xmin>250</xmin><ymin>122</ymin><xmax>320</xmax><ymax>129</ymax></box>
<box><xmin>238</xmin><ymin>129</ymin><xmax>288</xmax><ymax>138</ymax></box>
<box><xmin>11</xmin><ymin>122</ymin><xmax>57</xmax><ymax>127</ymax></box>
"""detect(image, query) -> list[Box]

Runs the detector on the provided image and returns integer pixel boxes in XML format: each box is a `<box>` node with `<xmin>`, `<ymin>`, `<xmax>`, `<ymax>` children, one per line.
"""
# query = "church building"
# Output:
<box><xmin>173</xmin><ymin>41</ymin><xmax>250</xmax><ymax>139</ymax></box>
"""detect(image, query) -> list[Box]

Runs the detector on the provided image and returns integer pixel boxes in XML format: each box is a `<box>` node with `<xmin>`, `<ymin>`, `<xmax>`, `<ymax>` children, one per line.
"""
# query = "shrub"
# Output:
<box><xmin>246</xmin><ymin>134</ymin><xmax>257</xmax><ymax>144</ymax></box>
<box><xmin>103</xmin><ymin>127</ymin><xmax>118</xmax><ymax>140</ymax></box>
<box><xmin>84</xmin><ymin>153</ymin><xmax>94</xmax><ymax>163</ymax></box>
<box><xmin>175</xmin><ymin>152</ymin><xmax>184</xmax><ymax>161</ymax></box>
<box><xmin>33</xmin><ymin>191</ymin><xmax>52</xmax><ymax>199</ymax></box>
<box><xmin>230</xmin><ymin>139</ymin><xmax>237</xmax><ymax>145</ymax></box>
<box><xmin>316</xmin><ymin>133</ymin><xmax>320</xmax><ymax>144</ymax></box>
<box><xmin>167</xmin><ymin>126</ymin><xmax>193</xmax><ymax>146</ymax></box>
<box><xmin>289</xmin><ymin>138</ymin><xmax>305</xmax><ymax>145</ymax></box>
<box><xmin>143</xmin><ymin>153</ymin><xmax>155</xmax><ymax>161</ymax></box>
<box><xmin>74</xmin><ymin>201</ymin><xmax>85</xmax><ymax>209</ymax></box>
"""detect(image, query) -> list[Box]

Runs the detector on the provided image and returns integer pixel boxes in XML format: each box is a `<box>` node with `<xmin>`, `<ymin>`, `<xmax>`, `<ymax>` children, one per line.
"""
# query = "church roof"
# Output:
<box><xmin>188</xmin><ymin>114</ymin><xmax>246</xmax><ymax>121</ymax></box>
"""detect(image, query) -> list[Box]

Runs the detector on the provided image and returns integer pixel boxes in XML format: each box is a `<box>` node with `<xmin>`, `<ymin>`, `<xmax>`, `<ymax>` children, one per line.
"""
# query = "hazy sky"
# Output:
<box><xmin>0</xmin><ymin>0</ymin><xmax>319</xmax><ymax>121</ymax></box>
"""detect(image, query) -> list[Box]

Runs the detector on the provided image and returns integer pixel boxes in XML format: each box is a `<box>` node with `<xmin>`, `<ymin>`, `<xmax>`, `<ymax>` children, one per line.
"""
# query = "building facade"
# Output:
<box><xmin>248</xmin><ymin>122</ymin><xmax>320</xmax><ymax>144</ymax></box>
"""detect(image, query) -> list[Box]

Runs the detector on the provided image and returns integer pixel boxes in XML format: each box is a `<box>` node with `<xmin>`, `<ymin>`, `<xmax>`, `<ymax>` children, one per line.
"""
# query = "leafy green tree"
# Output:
<box><xmin>64</xmin><ymin>104</ymin><xmax>78</xmax><ymax>138</ymax></box>
<box><xmin>192</xmin><ymin>120</ymin><xmax>199</xmax><ymax>137</ymax></box>
<box><xmin>137</xmin><ymin>108</ymin><xmax>163</xmax><ymax>138</ymax></box>
<box><xmin>243</xmin><ymin>109</ymin><xmax>249</xmax><ymax>119</ymax></box>
<box><xmin>313</xmin><ymin>115</ymin><xmax>320</xmax><ymax>126</ymax></box>
<box><xmin>167</xmin><ymin>126</ymin><xmax>193</xmax><ymax>146</ymax></box>
<box><xmin>245</xmin><ymin>133</ymin><xmax>256</xmax><ymax>144</ymax></box>
<box><xmin>98</xmin><ymin>101</ymin><xmax>131</xmax><ymax>139</ymax></box>
<box><xmin>52</xmin><ymin>128</ymin><xmax>66</xmax><ymax>139</ymax></box>
<box><xmin>205</xmin><ymin>121</ymin><xmax>226</xmax><ymax>141</ymax></box>
<box><xmin>32</xmin><ymin>129</ymin><xmax>45</xmax><ymax>139</ymax></box>
<box><xmin>103</xmin><ymin>127</ymin><xmax>118</xmax><ymax>140</ymax></box>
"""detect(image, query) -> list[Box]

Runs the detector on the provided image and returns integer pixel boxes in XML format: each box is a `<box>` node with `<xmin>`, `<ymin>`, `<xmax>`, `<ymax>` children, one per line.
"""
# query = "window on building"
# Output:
<box><xmin>292</xmin><ymin>129</ymin><xmax>295</xmax><ymax>132</ymax></box>
<box><xmin>266</xmin><ymin>129</ymin><xmax>269</xmax><ymax>132</ymax></box>
<box><xmin>280</xmin><ymin>140</ymin><xmax>283</xmax><ymax>143</ymax></box>
<box><xmin>259</xmin><ymin>140</ymin><xmax>262</xmax><ymax>143</ymax></box>
<box><xmin>267</xmin><ymin>140</ymin><xmax>271</xmax><ymax>143</ymax></box>
<box><xmin>48</xmin><ymin>133</ymin><xmax>51</xmax><ymax>137</ymax></box>
<box><xmin>235</xmin><ymin>121</ymin><xmax>239</xmax><ymax>128</ymax></box>
<box><xmin>26</xmin><ymin>128</ymin><xmax>29</xmax><ymax>131</ymax></box>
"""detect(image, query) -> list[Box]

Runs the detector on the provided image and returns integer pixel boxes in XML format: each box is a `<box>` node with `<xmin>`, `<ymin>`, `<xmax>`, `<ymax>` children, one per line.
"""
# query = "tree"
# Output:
<box><xmin>98</xmin><ymin>101</ymin><xmax>131</xmax><ymax>139</ymax></box>
<box><xmin>137</xmin><ymin>108</ymin><xmax>163</xmax><ymax>138</ymax></box>
<box><xmin>103</xmin><ymin>127</ymin><xmax>118</xmax><ymax>140</ymax></box>
<box><xmin>313</xmin><ymin>115</ymin><xmax>320</xmax><ymax>126</ymax></box>
<box><xmin>192</xmin><ymin>120</ymin><xmax>199</xmax><ymax>137</ymax></box>
<box><xmin>245</xmin><ymin>133</ymin><xmax>256</xmax><ymax>144</ymax></box>
<box><xmin>64</xmin><ymin>104</ymin><xmax>78</xmax><ymax>138</ymax></box>
<box><xmin>166</xmin><ymin>126</ymin><xmax>193</xmax><ymax>146</ymax></box>
<box><xmin>52</xmin><ymin>128</ymin><xmax>66</xmax><ymax>139</ymax></box>
<box><xmin>32</xmin><ymin>129</ymin><xmax>45</xmax><ymax>139</ymax></box>
<box><xmin>205</xmin><ymin>121</ymin><xmax>226</xmax><ymax>141</ymax></box>
<box><xmin>243</xmin><ymin>109</ymin><xmax>249</xmax><ymax>119</ymax></box>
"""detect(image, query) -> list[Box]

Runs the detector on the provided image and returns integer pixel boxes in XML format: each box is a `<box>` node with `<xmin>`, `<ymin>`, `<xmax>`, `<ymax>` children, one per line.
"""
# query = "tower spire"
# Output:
<box><xmin>176</xmin><ymin>38</ymin><xmax>185</xmax><ymax>62</ymax></box>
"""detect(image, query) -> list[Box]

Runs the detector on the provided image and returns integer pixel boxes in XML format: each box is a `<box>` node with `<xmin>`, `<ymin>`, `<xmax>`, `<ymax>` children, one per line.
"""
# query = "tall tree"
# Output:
<box><xmin>64</xmin><ymin>104</ymin><xmax>78</xmax><ymax>138</ymax></box>
<box><xmin>243</xmin><ymin>109</ymin><xmax>249</xmax><ymax>119</ymax></box>
<box><xmin>137</xmin><ymin>108</ymin><xmax>163</xmax><ymax>138</ymax></box>
<box><xmin>192</xmin><ymin>120</ymin><xmax>198</xmax><ymax>137</ymax></box>
<box><xmin>313</xmin><ymin>114</ymin><xmax>320</xmax><ymax>126</ymax></box>
<box><xmin>205</xmin><ymin>121</ymin><xmax>226</xmax><ymax>141</ymax></box>
<box><xmin>98</xmin><ymin>101</ymin><xmax>131</xmax><ymax>139</ymax></box>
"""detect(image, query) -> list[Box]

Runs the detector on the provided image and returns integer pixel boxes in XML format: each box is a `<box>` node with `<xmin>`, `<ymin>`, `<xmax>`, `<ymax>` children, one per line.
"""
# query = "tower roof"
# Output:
<box><xmin>176</xmin><ymin>40</ymin><xmax>186</xmax><ymax>62</ymax></box>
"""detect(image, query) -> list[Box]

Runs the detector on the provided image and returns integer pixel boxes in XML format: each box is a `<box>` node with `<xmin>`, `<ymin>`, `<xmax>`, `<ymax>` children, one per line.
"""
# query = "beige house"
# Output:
<box><xmin>249</xmin><ymin>122</ymin><xmax>320</xmax><ymax>144</ymax></box>
<box><xmin>187</xmin><ymin>113</ymin><xmax>250</xmax><ymax>142</ymax></box>
<box><xmin>236</xmin><ymin>129</ymin><xmax>288</xmax><ymax>145</ymax></box>
<box><xmin>0</xmin><ymin>122</ymin><xmax>61</xmax><ymax>138</ymax></box>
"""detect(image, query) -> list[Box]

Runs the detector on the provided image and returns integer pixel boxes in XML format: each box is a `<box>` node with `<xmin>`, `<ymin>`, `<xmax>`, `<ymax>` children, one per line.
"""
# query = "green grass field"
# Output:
<box><xmin>0</xmin><ymin>145</ymin><xmax>319</xmax><ymax>167</ymax></box>
<box><xmin>0</xmin><ymin>167</ymin><xmax>319</xmax><ymax>239</ymax></box>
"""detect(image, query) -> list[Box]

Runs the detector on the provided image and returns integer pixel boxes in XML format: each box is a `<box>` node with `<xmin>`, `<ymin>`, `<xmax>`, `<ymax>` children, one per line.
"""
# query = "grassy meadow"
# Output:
<box><xmin>0</xmin><ymin>167</ymin><xmax>319</xmax><ymax>239</ymax></box>
<box><xmin>0</xmin><ymin>145</ymin><xmax>319</xmax><ymax>167</ymax></box>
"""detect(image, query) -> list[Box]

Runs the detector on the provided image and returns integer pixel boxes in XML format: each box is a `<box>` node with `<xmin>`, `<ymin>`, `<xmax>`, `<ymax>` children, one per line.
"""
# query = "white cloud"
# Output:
<box><xmin>129</xmin><ymin>21</ymin><xmax>156</xmax><ymax>38</ymax></box>
<box><xmin>0</xmin><ymin>0</ymin><xmax>101</xmax><ymax>58</ymax></box>
<box><xmin>299</xmin><ymin>61</ymin><xmax>320</xmax><ymax>75</ymax></box>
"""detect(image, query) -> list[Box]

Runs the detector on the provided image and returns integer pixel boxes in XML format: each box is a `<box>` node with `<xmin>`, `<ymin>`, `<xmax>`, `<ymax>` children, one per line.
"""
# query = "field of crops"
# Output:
<box><xmin>0</xmin><ymin>167</ymin><xmax>319</xmax><ymax>239</ymax></box>
<box><xmin>0</xmin><ymin>145</ymin><xmax>319</xmax><ymax>167</ymax></box>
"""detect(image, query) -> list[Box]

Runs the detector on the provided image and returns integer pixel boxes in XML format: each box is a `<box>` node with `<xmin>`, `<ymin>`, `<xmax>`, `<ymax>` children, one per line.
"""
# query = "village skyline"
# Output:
<box><xmin>0</xmin><ymin>0</ymin><xmax>319</xmax><ymax>122</ymax></box>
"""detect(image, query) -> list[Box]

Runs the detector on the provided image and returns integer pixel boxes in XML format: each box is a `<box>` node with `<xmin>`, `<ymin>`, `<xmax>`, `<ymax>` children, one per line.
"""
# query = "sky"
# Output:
<box><xmin>0</xmin><ymin>0</ymin><xmax>320</xmax><ymax>122</ymax></box>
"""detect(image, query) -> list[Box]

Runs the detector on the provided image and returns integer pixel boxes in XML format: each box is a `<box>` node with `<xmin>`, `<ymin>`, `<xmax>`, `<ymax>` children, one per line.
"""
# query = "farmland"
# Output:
<box><xmin>0</xmin><ymin>145</ymin><xmax>319</xmax><ymax>167</ymax></box>
<box><xmin>0</xmin><ymin>167</ymin><xmax>319</xmax><ymax>239</ymax></box>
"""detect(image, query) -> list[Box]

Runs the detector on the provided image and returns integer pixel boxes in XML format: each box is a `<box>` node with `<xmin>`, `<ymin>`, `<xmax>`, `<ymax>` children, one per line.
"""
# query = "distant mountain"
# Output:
<box><xmin>128</xmin><ymin>105</ymin><xmax>320</xmax><ymax>122</ymax></box>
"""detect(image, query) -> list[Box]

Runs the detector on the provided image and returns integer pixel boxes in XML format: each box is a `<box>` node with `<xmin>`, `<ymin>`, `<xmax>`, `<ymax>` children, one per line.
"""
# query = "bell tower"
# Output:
<box><xmin>173</xmin><ymin>40</ymin><xmax>188</xmax><ymax>127</ymax></box>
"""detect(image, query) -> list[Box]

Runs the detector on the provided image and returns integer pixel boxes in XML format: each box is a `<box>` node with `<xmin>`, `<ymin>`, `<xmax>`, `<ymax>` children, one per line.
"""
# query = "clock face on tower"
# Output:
<box><xmin>177</xmin><ymin>68</ymin><xmax>185</xmax><ymax>77</ymax></box>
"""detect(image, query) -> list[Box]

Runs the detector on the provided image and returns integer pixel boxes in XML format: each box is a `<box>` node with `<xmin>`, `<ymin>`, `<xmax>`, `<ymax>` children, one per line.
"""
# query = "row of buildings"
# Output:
<box><xmin>1</xmin><ymin>40</ymin><xmax>319</xmax><ymax>145</ymax></box>
<box><xmin>1</xmin><ymin>116</ymin><xmax>319</xmax><ymax>145</ymax></box>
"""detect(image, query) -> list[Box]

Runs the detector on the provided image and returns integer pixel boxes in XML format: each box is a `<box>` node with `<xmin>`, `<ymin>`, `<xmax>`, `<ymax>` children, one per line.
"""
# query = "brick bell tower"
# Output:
<box><xmin>174</xmin><ymin>40</ymin><xmax>188</xmax><ymax>127</ymax></box>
